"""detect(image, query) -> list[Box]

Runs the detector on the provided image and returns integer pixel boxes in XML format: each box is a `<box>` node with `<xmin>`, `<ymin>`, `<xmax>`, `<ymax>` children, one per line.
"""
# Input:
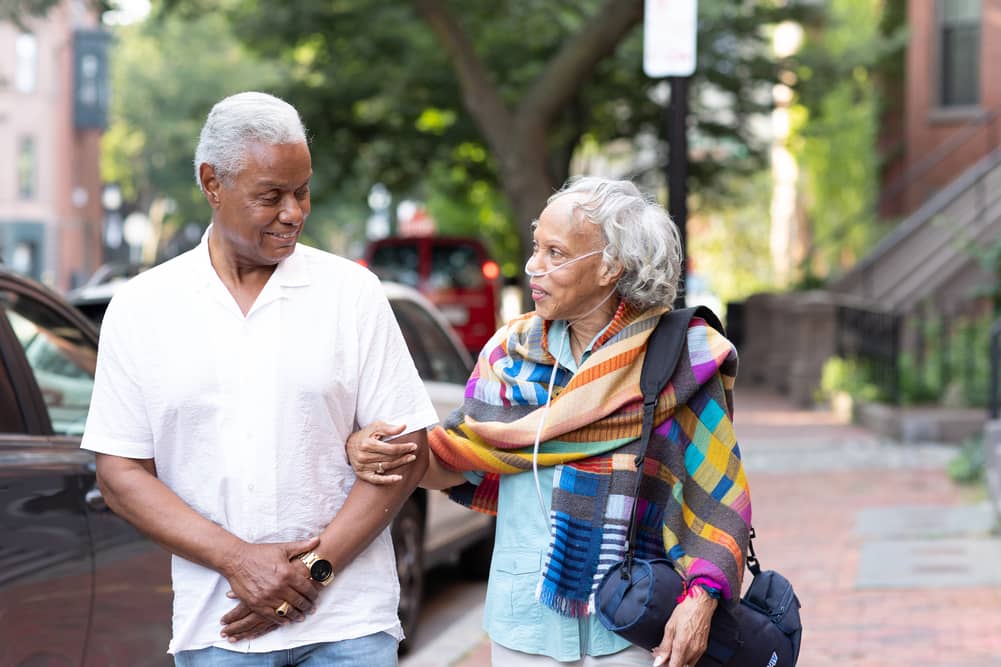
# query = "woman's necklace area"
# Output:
<box><xmin>568</xmin><ymin>327</ymin><xmax>590</xmax><ymax>364</ymax></box>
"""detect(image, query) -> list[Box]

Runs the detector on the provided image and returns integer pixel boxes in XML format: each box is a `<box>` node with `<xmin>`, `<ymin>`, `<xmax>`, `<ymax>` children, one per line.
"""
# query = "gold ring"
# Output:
<box><xmin>376</xmin><ymin>462</ymin><xmax>385</xmax><ymax>475</ymax></box>
<box><xmin>275</xmin><ymin>601</ymin><xmax>291</xmax><ymax>617</ymax></box>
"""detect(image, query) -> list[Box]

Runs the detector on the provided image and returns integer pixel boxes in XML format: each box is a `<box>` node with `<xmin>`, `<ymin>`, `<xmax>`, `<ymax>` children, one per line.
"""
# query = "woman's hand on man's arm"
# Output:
<box><xmin>346</xmin><ymin>421</ymin><xmax>418</xmax><ymax>484</ymax></box>
<box><xmin>346</xmin><ymin>420</ymin><xmax>466</xmax><ymax>490</ymax></box>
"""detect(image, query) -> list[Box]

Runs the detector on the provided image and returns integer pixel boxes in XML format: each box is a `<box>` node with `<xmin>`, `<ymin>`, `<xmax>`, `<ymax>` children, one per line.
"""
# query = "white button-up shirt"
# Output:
<box><xmin>82</xmin><ymin>232</ymin><xmax>438</xmax><ymax>654</ymax></box>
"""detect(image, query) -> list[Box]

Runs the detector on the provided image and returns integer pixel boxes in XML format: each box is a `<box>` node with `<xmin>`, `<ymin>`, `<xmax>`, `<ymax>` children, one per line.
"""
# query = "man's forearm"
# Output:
<box><xmin>314</xmin><ymin>429</ymin><xmax>430</xmax><ymax>573</ymax></box>
<box><xmin>95</xmin><ymin>454</ymin><xmax>245</xmax><ymax>574</ymax></box>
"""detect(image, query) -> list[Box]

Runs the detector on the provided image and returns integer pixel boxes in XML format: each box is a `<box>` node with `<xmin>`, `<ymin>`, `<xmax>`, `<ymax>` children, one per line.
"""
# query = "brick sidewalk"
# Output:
<box><xmin>438</xmin><ymin>389</ymin><xmax>1001</xmax><ymax>666</ymax></box>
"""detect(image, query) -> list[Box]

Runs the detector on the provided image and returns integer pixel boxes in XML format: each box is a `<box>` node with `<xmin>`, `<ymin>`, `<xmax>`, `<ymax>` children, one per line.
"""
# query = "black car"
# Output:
<box><xmin>0</xmin><ymin>266</ymin><xmax>173</xmax><ymax>666</ymax></box>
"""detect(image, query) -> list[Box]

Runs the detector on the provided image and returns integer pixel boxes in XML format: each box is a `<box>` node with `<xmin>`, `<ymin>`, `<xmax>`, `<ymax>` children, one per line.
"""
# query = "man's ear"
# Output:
<box><xmin>199</xmin><ymin>163</ymin><xmax>222</xmax><ymax>208</ymax></box>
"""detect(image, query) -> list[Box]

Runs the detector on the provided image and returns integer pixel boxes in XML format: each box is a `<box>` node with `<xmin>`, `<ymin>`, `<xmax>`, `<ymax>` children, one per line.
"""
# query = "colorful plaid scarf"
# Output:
<box><xmin>430</xmin><ymin>301</ymin><xmax>751</xmax><ymax>616</ymax></box>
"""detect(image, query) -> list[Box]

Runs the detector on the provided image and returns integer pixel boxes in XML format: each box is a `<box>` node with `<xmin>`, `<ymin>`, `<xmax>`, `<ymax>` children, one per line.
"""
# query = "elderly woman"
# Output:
<box><xmin>349</xmin><ymin>177</ymin><xmax>751</xmax><ymax>667</ymax></box>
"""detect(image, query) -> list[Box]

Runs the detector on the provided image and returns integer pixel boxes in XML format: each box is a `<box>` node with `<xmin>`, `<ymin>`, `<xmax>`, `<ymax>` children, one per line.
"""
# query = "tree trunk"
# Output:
<box><xmin>412</xmin><ymin>0</ymin><xmax>644</xmax><ymax>308</ymax></box>
<box><xmin>486</xmin><ymin>126</ymin><xmax>554</xmax><ymax>310</ymax></box>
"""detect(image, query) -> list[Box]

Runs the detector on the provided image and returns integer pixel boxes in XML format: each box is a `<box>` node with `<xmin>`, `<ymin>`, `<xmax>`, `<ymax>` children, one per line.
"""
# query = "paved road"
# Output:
<box><xmin>736</xmin><ymin>392</ymin><xmax>1001</xmax><ymax>667</ymax></box>
<box><xmin>409</xmin><ymin>389</ymin><xmax>1001</xmax><ymax>666</ymax></box>
<box><xmin>401</xmin><ymin>565</ymin><xmax>486</xmax><ymax>661</ymax></box>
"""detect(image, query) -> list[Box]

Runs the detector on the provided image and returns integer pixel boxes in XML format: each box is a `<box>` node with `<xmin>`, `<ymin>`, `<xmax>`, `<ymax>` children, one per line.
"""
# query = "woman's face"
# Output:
<box><xmin>526</xmin><ymin>194</ymin><xmax>618</xmax><ymax>322</ymax></box>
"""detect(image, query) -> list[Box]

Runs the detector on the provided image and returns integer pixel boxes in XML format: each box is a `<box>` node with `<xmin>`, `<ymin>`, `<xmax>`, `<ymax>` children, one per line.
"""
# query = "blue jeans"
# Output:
<box><xmin>173</xmin><ymin>633</ymin><xmax>398</xmax><ymax>667</ymax></box>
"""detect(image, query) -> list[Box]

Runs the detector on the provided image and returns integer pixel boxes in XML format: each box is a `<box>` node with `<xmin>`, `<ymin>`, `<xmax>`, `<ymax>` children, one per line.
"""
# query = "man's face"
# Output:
<box><xmin>205</xmin><ymin>141</ymin><xmax>312</xmax><ymax>267</ymax></box>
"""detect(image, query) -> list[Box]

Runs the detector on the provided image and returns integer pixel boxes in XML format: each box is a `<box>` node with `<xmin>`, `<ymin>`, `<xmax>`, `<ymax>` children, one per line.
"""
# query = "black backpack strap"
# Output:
<box><xmin>638</xmin><ymin>306</ymin><xmax>725</xmax><ymax>429</ymax></box>
<box><xmin>622</xmin><ymin>306</ymin><xmax>725</xmax><ymax>572</ymax></box>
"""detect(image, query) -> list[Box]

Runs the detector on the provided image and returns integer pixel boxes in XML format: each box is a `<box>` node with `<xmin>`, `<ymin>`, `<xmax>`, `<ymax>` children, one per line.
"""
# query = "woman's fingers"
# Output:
<box><xmin>357</xmin><ymin>469</ymin><xmax>404</xmax><ymax>485</ymax></box>
<box><xmin>378</xmin><ymin>451</ymin><xmax>418</xmax><ymax>471</ymax></box>
<box><xmin>355</xmin><ymin>438</ymin><xmax>417</xmax><ymax>482</ymax></box>
<box><xmin>367</xmin><ymin>420</ymin><xmax>406</xmax><ymax>438</ymax></box>
<box><xmin>360</xmin><ymin>438</ymin><xmax>417</xmax><ymax>459</ymax></box>
<box><xmin>652</xmin><ymin>622</ymin><xmax>675</xmax><ymax>666</ymax></box>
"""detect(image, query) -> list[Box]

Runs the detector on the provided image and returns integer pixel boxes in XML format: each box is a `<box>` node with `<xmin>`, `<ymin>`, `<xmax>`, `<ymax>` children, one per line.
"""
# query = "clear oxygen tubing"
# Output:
<box><xmin>524</xmin><ymin>248</ymin><xmax>603</xmax><ymax>278</ymax></box>
<box><xmin>529</xmin><ymin>285</ymin><xmax>619</xmax><ymax>535</ymax></box>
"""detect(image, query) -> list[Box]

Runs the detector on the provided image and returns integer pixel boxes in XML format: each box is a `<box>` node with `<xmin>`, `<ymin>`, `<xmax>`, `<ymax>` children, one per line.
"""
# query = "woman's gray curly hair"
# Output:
<box><xmin>549</xmin><ymin>176</ymin><xmax>683</xmax><ymax>310</ymax></box>
<box><xmin>194</xmin><ymin>91</ymin><xmax>307</xmax><ymax>192</ymax></box>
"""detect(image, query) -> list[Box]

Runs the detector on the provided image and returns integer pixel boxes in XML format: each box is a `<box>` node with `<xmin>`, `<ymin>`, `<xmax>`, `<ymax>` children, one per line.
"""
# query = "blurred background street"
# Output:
<box><xmin>3</xmin><ymin>0</ymin><xmax>1001</xmax><ymax>664</ymax></box>
<box><xmin>404</xmin><ymin>388</ymin><xmax>1001</xmax><ymax>667</ymax></box>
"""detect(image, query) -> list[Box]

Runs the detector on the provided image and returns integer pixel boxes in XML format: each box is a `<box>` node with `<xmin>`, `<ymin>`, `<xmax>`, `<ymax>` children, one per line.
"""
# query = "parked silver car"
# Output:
<box><xmin>0</xmin><ymin>268</ymin><xmax>491</xmax><ymax>663</ymax></box>
<box><xmin>376</xmin><ymin>282</ymin><xmax>494</xmax><ymax>645</ymax></box>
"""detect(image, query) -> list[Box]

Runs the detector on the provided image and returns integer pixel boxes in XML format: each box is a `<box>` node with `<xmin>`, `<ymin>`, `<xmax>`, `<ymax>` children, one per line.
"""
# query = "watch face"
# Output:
<box><xmin>310</xmin><ymin>559</ymin><xmax>333</xmax><ymax>582</ymax></box>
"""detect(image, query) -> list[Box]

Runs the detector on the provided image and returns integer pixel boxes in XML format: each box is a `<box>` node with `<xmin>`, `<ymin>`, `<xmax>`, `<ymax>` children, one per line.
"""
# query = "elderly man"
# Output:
<box><xmin>82</xmin><ymin>91</ymin><xmax>436</xmax><ymax>666</ymax></box>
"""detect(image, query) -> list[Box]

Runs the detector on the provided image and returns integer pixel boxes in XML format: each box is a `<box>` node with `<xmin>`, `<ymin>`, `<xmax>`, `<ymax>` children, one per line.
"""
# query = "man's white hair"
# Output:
<box><xmin>193</xmin><ymin>91</ymin><xmax>307</xmax><ymax>191</ymax></box>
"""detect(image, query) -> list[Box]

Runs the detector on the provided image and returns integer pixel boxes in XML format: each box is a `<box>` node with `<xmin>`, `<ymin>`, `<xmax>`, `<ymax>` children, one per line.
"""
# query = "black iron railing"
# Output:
<box><xmin>989</xmin><ymin>317</ymin><xmax>1001</xmax><ymax>419</ymax></box>
<box><xmin>836</xmin><ymin>305</ymin><xmax>903</xmax><ymax>404</ymax></box>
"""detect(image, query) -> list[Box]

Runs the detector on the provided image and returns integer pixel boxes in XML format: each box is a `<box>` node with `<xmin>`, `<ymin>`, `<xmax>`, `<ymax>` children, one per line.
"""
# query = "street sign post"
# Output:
<box><xmin>643</xmin><ymin>0</ymin><xmax>697</xmax><ymax>78</ymax></box>
<box><xmin>644</xmin><ymin>0</ymin><xmax>697</xmax><ymax>309</ymax></box>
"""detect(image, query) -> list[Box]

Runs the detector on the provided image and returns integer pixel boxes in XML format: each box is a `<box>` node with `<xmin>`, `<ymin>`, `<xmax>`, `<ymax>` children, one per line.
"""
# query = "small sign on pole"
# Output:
<box><xmin>643</xmin><ymin>0</ymin><xmax>698</xmax><ymax>78</ymax></box>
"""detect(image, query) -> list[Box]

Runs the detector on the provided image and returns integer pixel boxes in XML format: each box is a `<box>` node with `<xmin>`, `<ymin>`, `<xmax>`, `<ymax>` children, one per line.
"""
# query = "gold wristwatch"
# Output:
<box><xmin>298</xmin><ymin>551</ymin><xmax>334</xmax><ymax>586</ymax></box>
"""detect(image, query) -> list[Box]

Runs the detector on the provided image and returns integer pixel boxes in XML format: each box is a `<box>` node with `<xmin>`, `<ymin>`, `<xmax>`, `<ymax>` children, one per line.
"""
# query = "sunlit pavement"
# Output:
<box><xmin>410</xmin><ymin>388</ymin><xmax>1001</xmax><ymax>667</ymax></box>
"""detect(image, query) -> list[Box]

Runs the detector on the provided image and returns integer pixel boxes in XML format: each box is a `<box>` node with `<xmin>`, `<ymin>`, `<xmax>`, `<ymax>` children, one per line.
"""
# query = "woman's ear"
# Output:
<box><xmin>598</xmin><ymin>259</ymin><xmax>624</xmax><ymax>286</ymax></box>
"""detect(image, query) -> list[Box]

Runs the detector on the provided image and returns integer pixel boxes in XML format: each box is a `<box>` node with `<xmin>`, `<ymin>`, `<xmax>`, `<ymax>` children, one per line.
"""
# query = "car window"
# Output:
<box><xmin>0</xmin><ymin>352</ymin><xmax>23</xmax><ymax>432</ymax></box>
<box><xmin>370</xmin><ymin>245</ymin><xmax>420</xmax><ymax>288</ymax></box>
<box><xmin>1</xmin><ymin>290</ymin><xmax>96</xmax><ymax>436</ymax></box>
<box><xmin>71</xmin><ymin>299</ymin><xmax>111</xmax><ymax>327</ymax></box>
<box><xmin>390</xmin><ymin>299</ymin><xmax>470</xmax><ymax>385</ymax></box>
<box><xmin>429</xmin><ymin>244</ymin><xmax>483</xmax><ymax>290</ymax></box>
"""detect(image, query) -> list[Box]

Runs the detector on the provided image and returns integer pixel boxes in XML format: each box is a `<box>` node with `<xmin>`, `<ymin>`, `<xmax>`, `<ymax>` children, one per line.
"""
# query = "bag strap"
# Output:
<box><xmin>622</xmin><ymin>304</ymin><xmax>766</xmax><ymax>583</ymax></box>
<box><xmin>622</xmin><ymin>306</ymin><xmax>723</xmax><ymax>575</ymax></box>
<box><xmin>746</xmin><ymin>526</ymin><xmax>762</xmax><ymax>576</ymax></box>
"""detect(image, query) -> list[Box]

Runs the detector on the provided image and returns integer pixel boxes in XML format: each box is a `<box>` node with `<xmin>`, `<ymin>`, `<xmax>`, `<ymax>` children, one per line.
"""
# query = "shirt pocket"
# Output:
<box><xmin>490</xmin><ymin>548</ymin><xmax>543</xmax><ymax>624</ymax></box>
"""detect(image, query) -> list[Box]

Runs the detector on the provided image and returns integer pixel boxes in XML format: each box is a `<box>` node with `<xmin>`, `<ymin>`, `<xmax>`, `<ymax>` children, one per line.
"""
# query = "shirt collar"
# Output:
<box><xmin>547</xmin><ymin>319</ymin><xmax>612</xmax><ymax>373</ymax></box>
<box><xmin>191</xmin><ymin>225</ymin><xmax>311</xmax><ymax>318</ymax></box>
<box><xmin>192</xmin><ymin>225</ymin><xmax>311</xmax><ymax>290</ymax></box>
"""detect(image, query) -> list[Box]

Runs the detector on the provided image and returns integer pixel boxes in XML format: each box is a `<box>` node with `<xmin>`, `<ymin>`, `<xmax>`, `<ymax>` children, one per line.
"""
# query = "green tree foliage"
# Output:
<box><xmin>688</xmin><ymin>171</ymin><xmax>774</xmax><ymax>303</ymax></box>
<box><xmin>163</xmin><ymin>0</ymin><xmax>803</xmax><ymax>269</ymax></box>
<box><xmin>100</xmin><ymin>11</ymin><xmax>285</xmax><ymax>257</ymax></box>
<box><xmin>788</xmin><ymin>0</ymin><xmax>906</xmax><ymax>283</ymax></box>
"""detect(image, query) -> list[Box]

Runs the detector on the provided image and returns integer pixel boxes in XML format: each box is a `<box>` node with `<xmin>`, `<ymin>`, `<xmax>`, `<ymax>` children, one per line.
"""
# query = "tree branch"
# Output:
<box><xmin>517</xmin><ymin>0</ymin><xmax>643</xmax><ymax>132</ymax></box>
<box><xmin>411</xmin><ymin>0</ymin><xmax>515</xmax><ymax>154</ymax></box>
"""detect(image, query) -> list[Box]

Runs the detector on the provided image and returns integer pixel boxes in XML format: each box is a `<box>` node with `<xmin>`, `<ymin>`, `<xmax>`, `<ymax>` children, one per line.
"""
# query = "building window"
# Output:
<box><xmin>17</xmin><ymin>136</ymin><xmax>36</xmax><ymax>200</ymax></box>
<box><xmin>10</xmin><ymin>242</ymin><xmax>37</xmax><ymax>276</ymax></box>
<box><xmin>78</xmin><ymin>53</ymin><xmax>100</xmax><ymax>107</ymax></box>
<box><xmin>15</xmin><ymin>33</ymin><xmax>38</xmax><ymax>93</ymax></box>
<box><xmin>938</xmin><ymin>0</ymin><xmax>980</xmax><ymax>108</ymax></box>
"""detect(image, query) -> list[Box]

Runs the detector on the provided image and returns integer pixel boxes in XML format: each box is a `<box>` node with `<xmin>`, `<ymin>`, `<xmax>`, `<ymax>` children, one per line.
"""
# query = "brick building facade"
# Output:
<box><xmin>883</xmin><ymin>0</ymin><xmax>1000</xmax><ymax>216</ymax></box>
<box><xmin>0</xmin><ymin>0</ymin><xmax>108</xmax><ymax>290</ymax></box>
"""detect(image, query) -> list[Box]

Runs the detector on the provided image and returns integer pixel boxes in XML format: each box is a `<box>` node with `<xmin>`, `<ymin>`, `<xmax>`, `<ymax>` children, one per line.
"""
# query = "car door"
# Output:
<box><xmin>0</xmin><ymin>281</ymin><xmax>96</xmax><ymax>666</ymax></box>
<box><xmin>388</xmin><ymin>295</ymin><xmax>494</xmax><ymax>561</ymax></box>
<box><xmin>0</xmin><ymin>277</ymin><xmax>172</xmax><ymax>666</ymax></box>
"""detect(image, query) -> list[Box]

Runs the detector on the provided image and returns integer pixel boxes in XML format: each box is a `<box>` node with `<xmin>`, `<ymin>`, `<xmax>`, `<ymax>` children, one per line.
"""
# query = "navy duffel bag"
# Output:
<box><xmin>595</xmin><ymin>550</ymin><xmax>802</xmax><ymax>666</ymax></box>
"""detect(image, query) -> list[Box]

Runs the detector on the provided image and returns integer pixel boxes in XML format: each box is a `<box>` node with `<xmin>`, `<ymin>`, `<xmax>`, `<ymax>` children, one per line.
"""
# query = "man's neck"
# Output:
<box><xmin>207</xmin><ymin>231</ymin><xmax>277</xmax><ymax>316</ymax></box>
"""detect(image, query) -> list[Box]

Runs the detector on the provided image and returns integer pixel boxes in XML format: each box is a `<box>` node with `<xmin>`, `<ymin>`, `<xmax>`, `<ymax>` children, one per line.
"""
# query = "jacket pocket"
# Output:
<box><xmin>490</xmin><ymin>548</ymin><xmax>543</xmax><ymax>623</ymax></box>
